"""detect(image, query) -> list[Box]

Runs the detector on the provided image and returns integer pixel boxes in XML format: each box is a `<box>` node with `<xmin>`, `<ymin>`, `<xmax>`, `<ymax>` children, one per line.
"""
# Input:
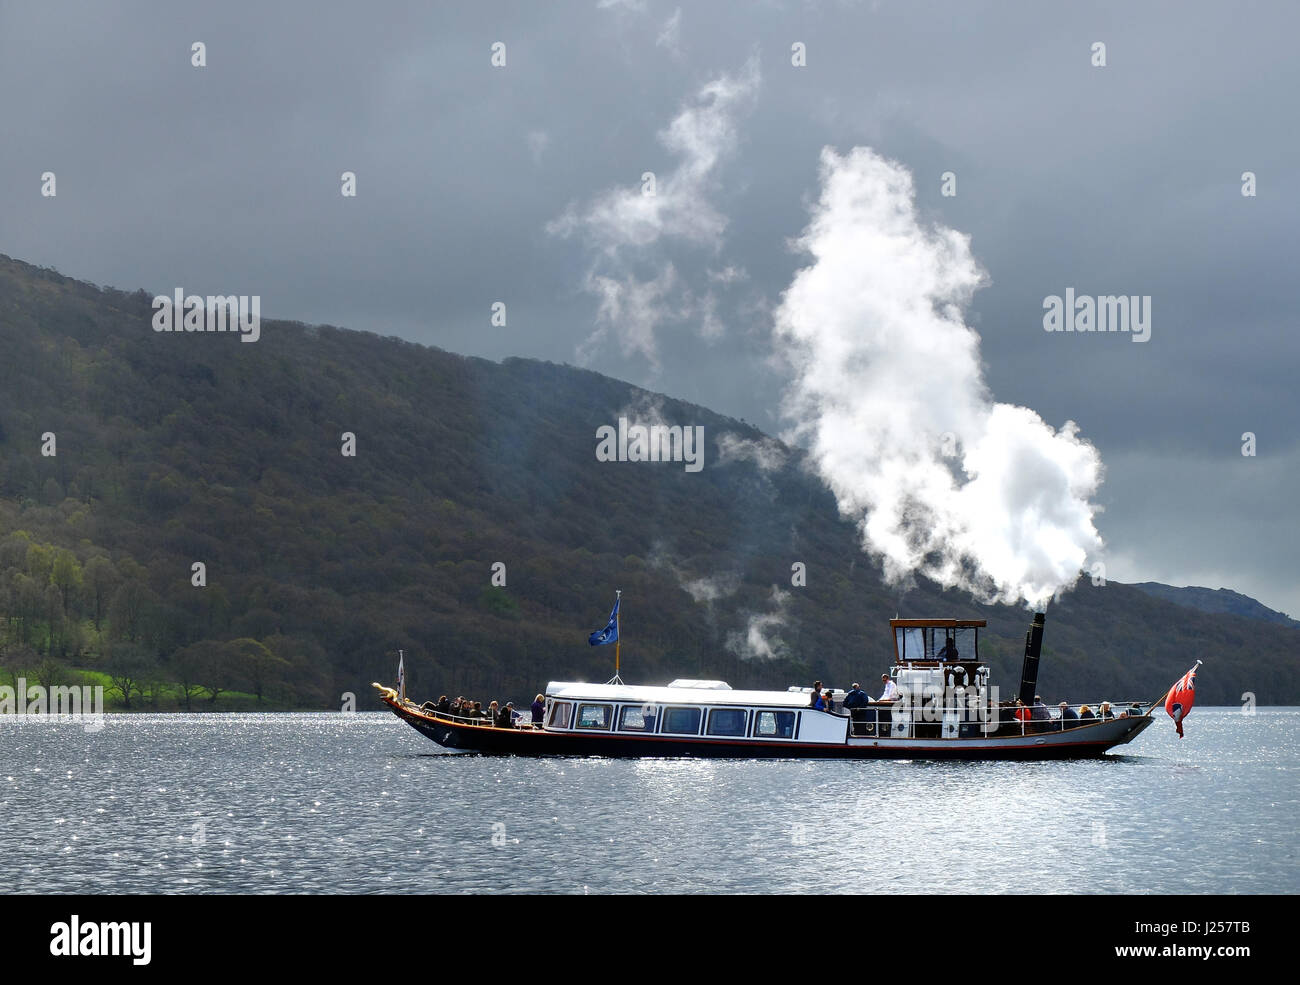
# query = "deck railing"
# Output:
<box><xmin>420</xmin><ymin>707</ymin><xmax>541</xmax><ymax>729</ymax></box>
<box><xmin>846</xmin><ymin>703</ymin><xmax>1145</xmax><ymax>738</ymax></box>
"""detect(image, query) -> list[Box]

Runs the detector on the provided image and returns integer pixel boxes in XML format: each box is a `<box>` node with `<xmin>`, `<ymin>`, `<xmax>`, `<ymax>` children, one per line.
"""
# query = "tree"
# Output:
<box><xmin>82</xmin><ymin>556</ymin><xmax>118</xmax><ymax>632</ymax></box>
<box><xmin>230</xmin><ymin>637</ymin><xmax>288</xmax><ymax>704</ymax></box>
<box><xmin>172</xmin><ymin>642</ymin><xmax>218</xmax><ymax>712</ymax></box>
<box><xmin>108</xmin><ymin>578</ymin><xmax>155</xmax><ymax>643</ymax></box>
<box><xmin>172</xmin><ymin>640</ymin><xmax>235</xmax><ymax>708</ymax></box>
<box><xmin>32</xmin><ymin>657</ymin><xmax>67</xmax><ymax>691</ymax></box>
<box><xmin>103</xmin><ymin>641</ymin><xmax>157</xmax><ymax>710</ymax></box>
<box><xmin>49</xmin><ymin>549</ymin><xmax>82</xmax><ymax>616</ymax></box>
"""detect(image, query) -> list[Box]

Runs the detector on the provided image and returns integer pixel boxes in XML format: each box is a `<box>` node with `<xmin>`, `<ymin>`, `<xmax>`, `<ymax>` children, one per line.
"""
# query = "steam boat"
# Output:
<box><xmin>374</xmin><ymin>613</ymin><xmax>1158</xmax><ymax>759</ymax></box>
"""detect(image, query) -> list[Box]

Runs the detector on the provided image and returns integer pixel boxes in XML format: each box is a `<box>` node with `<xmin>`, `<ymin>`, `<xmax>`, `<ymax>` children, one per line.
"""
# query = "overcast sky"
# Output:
<box><xmin>2</xmin><ymin>0</ymin><xmax>1296</xmax><ymax>616</ymax></box>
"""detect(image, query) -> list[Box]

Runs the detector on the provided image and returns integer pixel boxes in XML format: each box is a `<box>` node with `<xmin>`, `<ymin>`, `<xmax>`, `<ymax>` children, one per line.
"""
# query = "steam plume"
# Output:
<box><xmin>774</xmin><ymin>147</ymin><xmax>1103</xmax><ymax>608</ymax></box>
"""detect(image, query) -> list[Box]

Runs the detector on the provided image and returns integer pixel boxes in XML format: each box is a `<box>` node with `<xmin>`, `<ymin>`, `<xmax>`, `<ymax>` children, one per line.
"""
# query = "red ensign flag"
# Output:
<box><xmin>1164</xmin><ymin>660</ymin><xmax>1202</xmax><ymax>738</ymax></box>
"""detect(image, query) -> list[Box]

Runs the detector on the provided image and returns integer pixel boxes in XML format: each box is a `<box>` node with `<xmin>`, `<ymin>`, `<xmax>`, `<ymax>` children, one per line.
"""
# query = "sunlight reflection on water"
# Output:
<box><xmin>1</xmin><ymin>708</ymin><xmax>1294</xmax><ymax>894</ymax></box>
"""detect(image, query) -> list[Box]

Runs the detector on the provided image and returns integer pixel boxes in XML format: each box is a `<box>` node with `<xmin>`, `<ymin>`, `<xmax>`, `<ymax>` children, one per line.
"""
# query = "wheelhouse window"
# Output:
<box><xmin>754</xmin><ymin>710</ymin><xmax>796</xmax><ymax>738</ymax></box>
<box><xmin>619</xmin><ymin>704</ymin><xmax>657</xmax><ymax>732</ymax></box>
<box><xmin>706</xmin><ymin>708</ymin><xmax>748</xmax><ymax>737</ymax></box>
<box><xmin>548</xmin><ymin>701</ymin><xmax>572</xmax><ymax>729</ymax></box>
<box><xmin>898</xmin><ymin>626</ymin><xmax>925</xmax><ymax>661</ymax></box>
<box><xmin>660</xmin><ymin>706</ymin><xmax>702</xmax><ymax>735</ymax></box>
<box><xmin>895</xmin><ymin>625</ymin><xmax>980</xmax><ymax>662</ymax></box>
<box><xmin>576</xmin><ymin>703</ymin><xmax>613</xmax><ymax>730</ymax></box>
<box><xmin>951</xmin><ymin>626</ymin><xmax>977</xmax><ymax>661</ymax></box>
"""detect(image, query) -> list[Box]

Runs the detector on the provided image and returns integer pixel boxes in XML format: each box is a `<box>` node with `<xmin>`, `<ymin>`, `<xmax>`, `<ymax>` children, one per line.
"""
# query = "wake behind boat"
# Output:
<box><xmin>374</xmin><ymin>609</ymin><xmax>1175</xmax><ymax>760</ymax></box>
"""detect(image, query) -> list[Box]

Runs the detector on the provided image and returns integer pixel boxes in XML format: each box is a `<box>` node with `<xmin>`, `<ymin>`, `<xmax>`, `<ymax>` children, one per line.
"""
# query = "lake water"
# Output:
<box><xmin>2</xmin><ymin>707</ymin><xmax>1295</xmax><ymax>894</ymax></box>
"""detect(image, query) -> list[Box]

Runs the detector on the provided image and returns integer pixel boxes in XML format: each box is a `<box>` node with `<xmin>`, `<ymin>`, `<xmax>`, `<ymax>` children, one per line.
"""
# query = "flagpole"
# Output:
<box><xmin>614</xmin><ymin>589</ymin><xmax>622</xmax><ymax>684</ymax></box>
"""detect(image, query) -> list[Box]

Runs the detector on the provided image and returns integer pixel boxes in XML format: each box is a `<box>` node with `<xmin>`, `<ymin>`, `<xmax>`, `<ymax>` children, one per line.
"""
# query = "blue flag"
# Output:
<box><xmin>588</xmin><ymin>597</ymin><xmax>620</xmax><ymax>646</ymax></box>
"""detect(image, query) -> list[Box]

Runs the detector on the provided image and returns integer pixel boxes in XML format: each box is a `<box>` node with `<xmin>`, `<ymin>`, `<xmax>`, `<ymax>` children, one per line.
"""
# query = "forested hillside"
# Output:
<box><xmin>1</xmin><ymin>254</ymin><xmax>1295</xmax><ymax>709</ymax></box>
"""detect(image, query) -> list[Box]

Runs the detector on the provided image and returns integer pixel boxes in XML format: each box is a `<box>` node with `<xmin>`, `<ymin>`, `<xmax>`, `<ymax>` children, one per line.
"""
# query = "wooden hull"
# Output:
<box><xmin>380</xmin><ymin>694</ymin><xmax>1156</xmax><ymax>760</ymax></box>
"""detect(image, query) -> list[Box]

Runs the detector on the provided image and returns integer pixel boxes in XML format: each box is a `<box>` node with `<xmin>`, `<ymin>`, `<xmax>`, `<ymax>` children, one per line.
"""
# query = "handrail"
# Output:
<box><xmin>845</xmin><ymin>702</ymin><xmax>1145</xmax><ymax>738</ymax></box>
<box><xmin>418</xmin><ymin>707</ymin><xmax>533</xmax><ymax>728</ymax></box>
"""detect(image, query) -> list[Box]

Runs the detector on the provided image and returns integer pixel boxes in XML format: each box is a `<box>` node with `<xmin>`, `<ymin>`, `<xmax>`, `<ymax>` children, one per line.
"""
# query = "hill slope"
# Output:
<box><xmin>1132</xmin><ymin>583</ymin><xmax>1300</xmax><ymax>629</ymax></box>
<box><xmin>1</xmin><ymin>253</ymin><xmax>1296</xmax><ymax>708</ymax></box>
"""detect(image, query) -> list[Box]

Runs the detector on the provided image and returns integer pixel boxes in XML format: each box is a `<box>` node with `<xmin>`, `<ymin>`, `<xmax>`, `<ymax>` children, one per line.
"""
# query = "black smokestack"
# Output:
<box><xmin>1018</xmin><ymin>613</ymin><xmax>1046</xmax><ymax>706</ymax></box>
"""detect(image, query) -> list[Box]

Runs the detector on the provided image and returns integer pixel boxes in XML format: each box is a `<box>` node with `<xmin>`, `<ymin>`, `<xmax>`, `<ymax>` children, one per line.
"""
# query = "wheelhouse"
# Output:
<box><xmin>890</xmin><ymin>618</ymin><xmax>986</xmax><ymax>665</ymax></box>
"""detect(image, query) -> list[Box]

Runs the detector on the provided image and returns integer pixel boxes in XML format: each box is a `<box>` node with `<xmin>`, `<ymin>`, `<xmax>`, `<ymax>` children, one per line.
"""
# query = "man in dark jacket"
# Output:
<box><xmin>842</xmin><ymin>683</ymin><xmax>869</xmax><ymax>709</ymax></box>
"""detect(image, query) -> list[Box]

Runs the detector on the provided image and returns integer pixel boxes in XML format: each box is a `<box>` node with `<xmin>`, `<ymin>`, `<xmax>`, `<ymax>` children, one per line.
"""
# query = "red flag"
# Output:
<box><xmin>1164</xmin><ymin>660</ymin><xmax>1202</xmax><ymax>738</ymax></box>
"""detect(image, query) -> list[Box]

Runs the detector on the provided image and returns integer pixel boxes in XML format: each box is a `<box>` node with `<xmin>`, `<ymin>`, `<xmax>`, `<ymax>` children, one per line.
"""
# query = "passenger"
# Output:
<box><xmin>531</xmin><ymin>693</ymin><xmax>546</xmax><ymax>727</ymax></box>
<box><xmin>472</xmin><ymin>700</ymin><xmax>485</xmax><ymax>721</ymax></box>
<box><xmin>842</xmin><ymin>683</ymin><xmax>869</xmax><ymax>709</ymax></box>
<box><xmin>436</xmin><ymin>695</ymin><xmax>450</xmax><ymax>714</ymax></box>
<box><xmin>937</xmin><ymin>636</ymin><xmax>959</xmax><ymax>661</ymax></box>
<box><xmin>1079</xmin><ymin>704</ymin><xmax>1095</xmax><ymax>720</ymax></box>
<box><xmin>876</xmin><ymin>673</ymin><xmax>899</xmax><ymax>702</ymax></box>
<box><xmin>495</xmin><ymin>702</ymin><xmax>514</xmax><ymax>728</ymax></box>
<box><xmin>1013</xmin><ymin>699</ymin><xmax>1031</xmax><ymax>724</ymax></box>
<box><xmin>842</xmin><ymin>682</ymin><xmax>869</xmax><ymax>734</ymax></box>
<box><xmin>809</xmin><ymin>681</ymin><xmax>824</xmax><ymax>710</ymax></box>
<box><xmin>449</xmin><ymin>698</ymin><xmax>462</xmax><ymax>717</ymax></box>
<box><xmin>1099</xmin><ymin>701</ymin><xmax>1114</xmax><ymax>720</ymax></box>
<box><xmin>1059</xmin><ymin>701</ymin><xmax>1079</xmax><ymax>725</ymax></box>
<box><xmin>823</xmin><ymin>690</ymin><xmax>836</xmax><ymax>713</ymax></box>
<box><xmin>1030</xmin><ymin>695</ymin><xmax>1050</xmax><ymax>732</ymax></box>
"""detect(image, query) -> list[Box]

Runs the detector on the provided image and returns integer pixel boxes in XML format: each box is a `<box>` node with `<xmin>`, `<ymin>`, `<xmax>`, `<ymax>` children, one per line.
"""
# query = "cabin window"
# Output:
<box><xmin>548</xmin><ymin>701</ymin><xmax>572</xmax><ymax>729</ymax></box>
<box><xmin>754</xmin><ymin>710</ymin><xmax>796</xmax><ymax>739</ymax></box>
<box><xmin>896</xmin><ymin>625</ymin><xmax>980</xmax><ymax>662</ymax></box>
<box><xmin>619</xmin><ymin>704</ymin><xmax>658</xmax><ymax>732</ymax></box>
<box><xmin>576</xmin><ymin>704</ymin><xmax>613</xmax><ymax>730</ymax></box>
<box><xmin>951</xmin><ymin>626</ymin><xmax>977</xmax><ymax>661</ymax></box>
<box><xmin>900</xmin><ymin>627</ymin><xmax>926</xmax><ymax>661</ymax></box>
<box><xmin>660</xmin><ymin>706</ymin><xmax>702</xmax><ymax>735</ymax></box>
<box><xmin>706</xmin><ymin>708</ymin><xmax>748</xmax><ymax>737</ymax></box>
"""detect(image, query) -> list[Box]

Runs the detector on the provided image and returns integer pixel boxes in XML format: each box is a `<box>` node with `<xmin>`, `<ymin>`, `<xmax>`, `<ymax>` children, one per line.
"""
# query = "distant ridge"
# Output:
<box><xmin>1131</xmin><ymin>583</ymin><xmax>1300</xmax><ymax>629</ymax></box>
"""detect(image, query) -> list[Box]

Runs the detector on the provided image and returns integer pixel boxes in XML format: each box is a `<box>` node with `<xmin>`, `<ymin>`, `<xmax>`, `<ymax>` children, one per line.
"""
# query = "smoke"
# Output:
<box><xmin>774</xmin><ymin>147</ymin><xmax>1104</xmax><ymax>608</ymax></box>
<box><xmin>681</xmin><ymin>571</ymin><xmax>742</xmax><ymax>604</ymax></box>
<box><xmin>649</xmin><ymin>546</ymin><xmax>787</xmax><ymax>661</ymax></box>
<box><xmin>548</xmin><ymin>58</ymin><xmax>760</xmax><ymax>369</ymax></box>
<box><xmin>725</xmin><ymin>585</ymin><xmax>791</xmax><ymax>662</ymax></box>
<box><xmin>716</xmin><ymin>432</ymin><xmax>788</xmax><ymax>472</ymax></box>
